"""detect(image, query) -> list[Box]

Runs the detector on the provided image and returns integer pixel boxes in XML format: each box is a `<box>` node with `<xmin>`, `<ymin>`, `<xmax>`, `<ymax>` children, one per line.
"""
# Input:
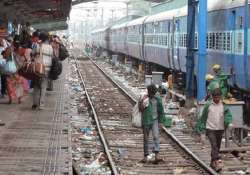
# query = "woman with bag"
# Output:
<box><xmin>32</xmin><ymin>32</ymin><xmax>53</xmax><ymax>110</ymax></box>
<box><xmin>2</xmin><ymin>47</ymin><xmax>25</xmax><ymax>104</ymax></box>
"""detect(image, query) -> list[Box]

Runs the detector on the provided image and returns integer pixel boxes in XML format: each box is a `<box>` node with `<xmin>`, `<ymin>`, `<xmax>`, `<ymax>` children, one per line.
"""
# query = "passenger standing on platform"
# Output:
<box><xmin>195</xmin><ymin>88</ymin><xmax>232</xmax><ymax>172</ymax></box>
<box><xmin>47</xmin><ymin>35</ymin><xmax>60</xmax><ymax>91</ymax></box>
<box><xmin>139</xmin><ymin>84</ymin><xmax>164</xmax><ymax>164</ymax></box>
<box><xmin>2</xmin><ymin>47</ymin><xmax>25</xmax><ymax>104</ymax></box>
<box><xmin>0</xmin><ymin>37</ymin><xmax>8</xmax><ymax>97</ymax></box>
<box><xmin>32</xmin><ymin>32</ymin><xmax>53</xmax><ymax>110</ymax></box>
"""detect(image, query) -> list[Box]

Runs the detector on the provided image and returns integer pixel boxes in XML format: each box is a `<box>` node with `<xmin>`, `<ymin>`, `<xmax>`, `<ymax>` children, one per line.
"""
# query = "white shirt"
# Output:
<box><xmin>206</xmin><ymin>101</ymin><xmax>224</xmax><ymax>130</ymax></box>
<box><xmin>35</xmin><ymin>43</ymin><xmax>53</xmax><ymax>73</ymax></box>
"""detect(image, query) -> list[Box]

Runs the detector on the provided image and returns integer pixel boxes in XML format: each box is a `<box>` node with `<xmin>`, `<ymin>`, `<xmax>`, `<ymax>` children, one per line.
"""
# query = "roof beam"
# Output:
<box><xmin>72</xmin><ymin>0</ymin><xmax>96</xmax><ymax>6</ymax></box>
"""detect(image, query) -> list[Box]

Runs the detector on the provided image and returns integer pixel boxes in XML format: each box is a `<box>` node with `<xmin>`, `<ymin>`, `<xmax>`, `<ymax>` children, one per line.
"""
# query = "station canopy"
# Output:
<box><xmin>0</xmin><ymin>0</ymin><xmax>71</xmax><ymax>30</ymax></box>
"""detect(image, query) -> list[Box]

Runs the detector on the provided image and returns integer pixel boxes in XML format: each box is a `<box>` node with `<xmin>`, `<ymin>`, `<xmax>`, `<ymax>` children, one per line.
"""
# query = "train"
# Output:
<box><xmin>91</xmin><ymin>0</ymin><xmax>250</xmax><ymax>95</ymax></box>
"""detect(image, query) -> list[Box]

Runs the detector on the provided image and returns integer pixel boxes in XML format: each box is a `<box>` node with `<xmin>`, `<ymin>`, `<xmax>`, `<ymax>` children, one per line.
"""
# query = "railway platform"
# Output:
<box><xmin>0</xmin><ymin>64</ymin><xmax>72</xmax><ymax>175</ymax></box>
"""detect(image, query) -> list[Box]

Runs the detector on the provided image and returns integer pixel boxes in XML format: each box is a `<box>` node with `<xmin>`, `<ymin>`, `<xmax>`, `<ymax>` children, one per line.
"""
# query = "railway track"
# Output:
<box><xmin>88</xmin><ymin>55</ymin><xmax>250</xmax><ymax>175</ymax></box>
<box><xmin>71</xmin><ymin>53</ymin><xmax>216</xmax><ymax>175</ymax></box>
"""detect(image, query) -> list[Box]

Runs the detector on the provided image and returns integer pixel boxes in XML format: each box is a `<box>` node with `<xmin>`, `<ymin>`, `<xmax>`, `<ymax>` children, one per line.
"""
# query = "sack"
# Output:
<box><xmin>18</xmin><ymin>61</ymin><xmax>45</xmax><ymax>80</ymax></box>
<box><xmin>4</xmin><ymin>54</ymin><xmax>17</xmax><ymax>75</ymax></box>
<box><xmin>132</xmin><ymin>103</ymin><xmax>142</xmax><ymax>128</ymax></box>
<box><xmin>0</xmin><ymin>58</ymin><xmax>6</xmax><ymax>69</ymax></box>
<box><xmin>49</xmin><ymin>57</ymin><xmax>62</xmax><ymax>80</ymax></box>
<box><xmin>58</xmin><ymin>44</ymin><xmax>69</xmax><ymax>61</ymax></box>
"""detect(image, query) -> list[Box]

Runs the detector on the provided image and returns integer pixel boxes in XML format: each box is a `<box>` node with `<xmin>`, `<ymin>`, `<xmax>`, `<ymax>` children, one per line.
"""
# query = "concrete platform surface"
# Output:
<box><xmin>0</xmin><ymin>66</ymin><xmax>72</xmax><ymax>175</ymax></box>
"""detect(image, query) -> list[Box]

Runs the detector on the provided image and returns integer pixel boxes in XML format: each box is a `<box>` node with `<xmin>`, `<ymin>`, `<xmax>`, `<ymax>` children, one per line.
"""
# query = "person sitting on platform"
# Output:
<box><xmin>195</xmin><ymin>88</ymin><xmax>232</xmax><ymax>172</ymax></box>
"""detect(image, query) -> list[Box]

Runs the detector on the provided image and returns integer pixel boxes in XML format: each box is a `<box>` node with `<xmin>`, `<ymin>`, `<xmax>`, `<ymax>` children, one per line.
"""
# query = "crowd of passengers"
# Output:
<box><xmin>0</xmin><ymin>23</ymin><xmax>67</xmax><ymax>110</ymax></box>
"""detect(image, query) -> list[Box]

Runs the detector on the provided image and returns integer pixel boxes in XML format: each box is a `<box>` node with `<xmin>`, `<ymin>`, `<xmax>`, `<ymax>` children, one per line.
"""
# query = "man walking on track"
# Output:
<box><xmin>195</xmin><ymin>88</ymin><xmax>232</xmax><ymax>172</ymax></box>
<box><xmin>139</xmin><ymin>84</ymin><xmax>165</xmax><ymax>164</ymax></box>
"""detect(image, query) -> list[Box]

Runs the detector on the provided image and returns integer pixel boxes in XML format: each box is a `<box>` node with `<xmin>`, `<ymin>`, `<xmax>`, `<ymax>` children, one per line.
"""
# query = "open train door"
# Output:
<box><xmin>171</xmin><ymin>18</ymin><xmax>181</xmax><ymax>71</ymax></box>
<box><xmin>231</xmin><ymin>10</ymin><xmax>247</xmax><ymax>88</ymax></box>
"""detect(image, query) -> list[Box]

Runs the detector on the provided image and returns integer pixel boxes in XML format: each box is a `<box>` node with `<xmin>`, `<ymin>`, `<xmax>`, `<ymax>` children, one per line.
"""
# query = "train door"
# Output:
<box><xmin>167</xmin><ymin>21</ymin><xmax>172</xmax><ymax>69</ymax></box>
<box><xmin>231</xmin><ymin>10</ymin><xmax>246</xmax><ymax>88</ymax></box>
<box><xmin>231</xmin><ymin>10</ymin><xmax>237</xmax><ymax>85</ymax></box>
<box><xmin>169</xmin><ymin>20</ymin><xmax>175</xmax><ymax>70</ymax></box>
<box><xmin>139</xmin><ymin>25</ymin><xmax>143</xmax><ymax>59</ymax></box>
<box><xmin>171</xmin><ymin>18</ymin><xmax>181</xmax><ymax>71</ymax></box>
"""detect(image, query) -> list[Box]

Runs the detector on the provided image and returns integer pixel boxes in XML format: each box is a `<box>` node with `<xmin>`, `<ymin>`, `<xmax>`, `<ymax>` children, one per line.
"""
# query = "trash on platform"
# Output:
<box><xmin>235</xmin><ymin>170</ymin><xmax>246</xmax><ymax>175</ymax></box>
<box><xmin>80</xmin><ymin>127</ymin><xmax>93</xmax><ymax>135</ymax></box>
<box><xmin>117</xmin><ymin>148</ymin><xmax>128</xmax><ymax>159</ymax></box>
<box><xmin>163</xmin><ymin>115</ymin><xmax>173</xmax><ymax>128</ymax></box>
<box><xmin>79</xmin><ymin>153</ymin><xmax>109</xmax><ymax>175</ymax></box>
<box><xmin>174</xmin><ymin>119</ymin><xmax>187</xmax><ymax>130</ymax></box>
<box><xmin>79</xmin><ymin>135</ymin><xmax>93</xmax><ymax>141</ymax></box>
<box><xmin>173</xmin><ymin>167</ymin><xmax>185</xmax><ymax>175</ymax></box>
<box><xmin>72</xmin><ymin>85</ymin><xmax>83</xmax><ymax>92</ymax></box>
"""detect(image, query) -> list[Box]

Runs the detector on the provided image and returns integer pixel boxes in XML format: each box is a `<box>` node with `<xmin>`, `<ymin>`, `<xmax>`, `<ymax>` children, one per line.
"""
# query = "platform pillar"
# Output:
<box><xmin>185</xmin><ymin>0</ymin><xmax>197</xmax><ymax>99</ymax></box>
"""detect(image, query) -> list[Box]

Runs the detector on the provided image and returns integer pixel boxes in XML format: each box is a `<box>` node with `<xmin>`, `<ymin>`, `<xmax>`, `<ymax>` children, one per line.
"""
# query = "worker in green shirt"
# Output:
<box><xmin>205</xmin><ymin>74</ymin><xmax>220</xmax><ymax>101</ymax></box>
<box><xmin>139</xmin><ymin>84</ymin><xmax>165</xmax><ymax>164</ymax></box>
<box><xmin>212</xmin><ymin>64</ymin><xmax>230</xmax><ymax>99</ymax></box>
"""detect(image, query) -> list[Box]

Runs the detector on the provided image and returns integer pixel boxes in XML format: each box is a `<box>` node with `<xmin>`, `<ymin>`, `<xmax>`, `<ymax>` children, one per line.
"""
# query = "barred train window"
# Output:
<box><xmin>223</xmin><ymin>33</ymin><xmax>227</xmax><ymax>50</ymax></box>
<box><xmin>226</xmin><ymin>32</ymin><xmax>231</xmax><ymax>51</ymax></box>
<box><xmin>195</xmin><ymin>33</ymin><xmax>198</xmax><ymax>49</ymax></box>
<box><xmin>184</xmin><ymin>34</ymin><xmax>187</xmax><ymax>47</ymax></box>
<box><xmin>237</xmin><ymin>32</ymin><xmax>243</xmax><ymax>53</ymax></box>
<box><xmin>166</xmin><ymin>35</ymin><xmax>168</xmax><ymax>46</ymax></box>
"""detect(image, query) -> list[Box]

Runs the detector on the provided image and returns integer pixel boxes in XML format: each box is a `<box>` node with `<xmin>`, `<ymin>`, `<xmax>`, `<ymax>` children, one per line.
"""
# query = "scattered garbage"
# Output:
<box><xmin>117</xmin><ymin>148</ymin><xmax>128</xmax><ymax>159</ymax></box>
<box><xmin>173</xmin><ymin>167</ymin><xmax>185</xmax><ymax>175</ymax></box>
<box><xmin>235</xmin><ymin>170</ymin><xmax>246</xmax><ymax>175</ymax></box>
<box><xmin>79</xmin><ymin>153</ymin><xmax>109</xmax><ymax>175</ymax></box>
<box><xmin>163</xmin><ymin>115</ymin><xmax>172</xmax><ymax>128</ymax></box>
<box><xmin>68</xmin><ymin>61</ymin><xmax>111</xmax><ymax>175</ymax></box>
<box><xmin>72</xmin><ymin>85</ymin><xmax>83</xmax><ymax>92</ymax></box>
<box><xmin>80</xmin><ymin>127</ymin><xmax>93</xmax><ymax>135</ymax></box>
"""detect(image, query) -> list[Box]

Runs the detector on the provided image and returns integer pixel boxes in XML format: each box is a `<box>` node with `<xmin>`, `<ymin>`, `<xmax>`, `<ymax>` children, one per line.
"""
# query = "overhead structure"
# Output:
<box><xmin>72</xmin><ymin>0</ymin><xmax>95</xmax><ymax>6</ymax></box>
<box><xmin>32</xmin><ymin>21</ymin><xmax>69</xmax><ymax>31</ymax></box>
<box><xmin>0</xmin><ymin>0</ymin><xmax>71</xmax><ymax>24</ymax></box>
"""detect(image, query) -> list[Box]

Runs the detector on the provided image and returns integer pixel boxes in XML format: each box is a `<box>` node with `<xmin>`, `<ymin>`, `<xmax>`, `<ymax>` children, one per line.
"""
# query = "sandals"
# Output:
<box><xmin>210</xmin><ymin>160</ymin><xmax>223</xmax><ymax>172</ymax></box>
<box><xmin>153</xmin><ymin>158</ymin><xmax>164</xmax><ymax>164</ymax></box>
<box><xmin>139</xmin><ymin>158</ymin><xmax>148</xmax><ymax>163</ymax></box>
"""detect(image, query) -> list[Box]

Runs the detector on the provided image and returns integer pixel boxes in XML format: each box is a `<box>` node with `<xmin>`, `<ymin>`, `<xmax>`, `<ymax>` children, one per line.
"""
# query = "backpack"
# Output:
<box><xmin>49</xmin><ymin>57</ymin><xmax>62</xmax><ymax>80</ymax></box>
<box><xmin>58</xmin><ymin>44</ymin><xmax>69</xmax><ymax>61</ymax></box>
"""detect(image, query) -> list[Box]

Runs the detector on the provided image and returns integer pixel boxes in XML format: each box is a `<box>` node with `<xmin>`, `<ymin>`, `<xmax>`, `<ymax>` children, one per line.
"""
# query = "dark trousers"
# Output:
<box><xmin>1</xmin><ymin>75</ymin><xmax>7</xmax><ymax>95</ymax></box>
<box><xmin>206</xmin><ymin>129</ymin><xmax>224</xmax><ymax>162</ymax></box>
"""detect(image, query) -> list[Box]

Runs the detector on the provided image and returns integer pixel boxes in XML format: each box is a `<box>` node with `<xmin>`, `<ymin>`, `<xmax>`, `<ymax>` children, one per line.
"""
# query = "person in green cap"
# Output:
<box><xmin>212</xmin><ymin>64</ymin><xmax>230</xmax><ymax>99</ymax></box>
<box><xmin>195</xmin><ymin>88</ymin><xmax>232</xmax><ymax>172</ymax></box>
<box><xmin>205</xmin><ymin>74</ymin><xmax>220</xmax><ymax>101</ymax></box>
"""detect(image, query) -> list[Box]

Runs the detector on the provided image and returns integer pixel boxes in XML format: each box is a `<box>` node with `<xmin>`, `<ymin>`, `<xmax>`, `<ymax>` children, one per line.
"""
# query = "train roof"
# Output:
<box><xmin>126</xmin><ymin>16</ymin><xmax>148</xmax><ymax>27</ymax></box>
<box><xmin>145</xmin><ymin>6</ymin><xmax>186</xmax><ymax>23</ymax></box>
<box><xmin>91</xmin><ymin>26</ymin><xmax>110</xmax><ymax>34</ymax></box>
<box><xmin>92</xmin><ymin>0</ymin><xmax>250</xmax><ymax>33</ymax></box>
<box><xmin>145</xmin><ymin>0</ymin><xmax>250</xmax><ymax>24</ymax></box>
<box><xmin>111</xmin><ymin>22</ymin><xmax>128</xmax><ymax>30</ymax></box>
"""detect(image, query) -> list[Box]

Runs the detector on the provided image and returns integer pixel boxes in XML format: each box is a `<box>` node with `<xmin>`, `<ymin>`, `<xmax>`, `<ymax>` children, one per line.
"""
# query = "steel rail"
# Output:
<box><xmin>73</xmin><ymin>56</ymin><xmax>119</xmax><ymax>175</ymax></box>
<box><xmin>85</xmin><ymin>55</ymin><xmax>218</xmax><ymax>175</ymax></box>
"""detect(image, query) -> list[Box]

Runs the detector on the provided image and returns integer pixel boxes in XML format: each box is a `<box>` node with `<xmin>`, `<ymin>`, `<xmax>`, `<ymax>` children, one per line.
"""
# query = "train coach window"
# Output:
<box><xmin>166</xmin><ymin>35</ymin><xmax>169</xmax><ymax>47</ymax></box>
<box><xmin>184</xmin><ymin>34</ymin><xmax>187</xmax><ymax>47</ymax></box>
<box><xmin>223</xmin><ymin>33</ymin><xmax>227</xmax><ymax>51</ymax></box>
<box><xmin>226</xmin><ymin>32</ymin><xmax>232</xmax><ymax>52</ymax></box>
<box><xmin>236</xmin><ymin>31</ymin><xmax>243</xmax><ymax>54</ymax></box>
<box><xmin>195</xmin><ymin>33</ymin><xmax>198</xmax><ymax>49</ymax></box>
